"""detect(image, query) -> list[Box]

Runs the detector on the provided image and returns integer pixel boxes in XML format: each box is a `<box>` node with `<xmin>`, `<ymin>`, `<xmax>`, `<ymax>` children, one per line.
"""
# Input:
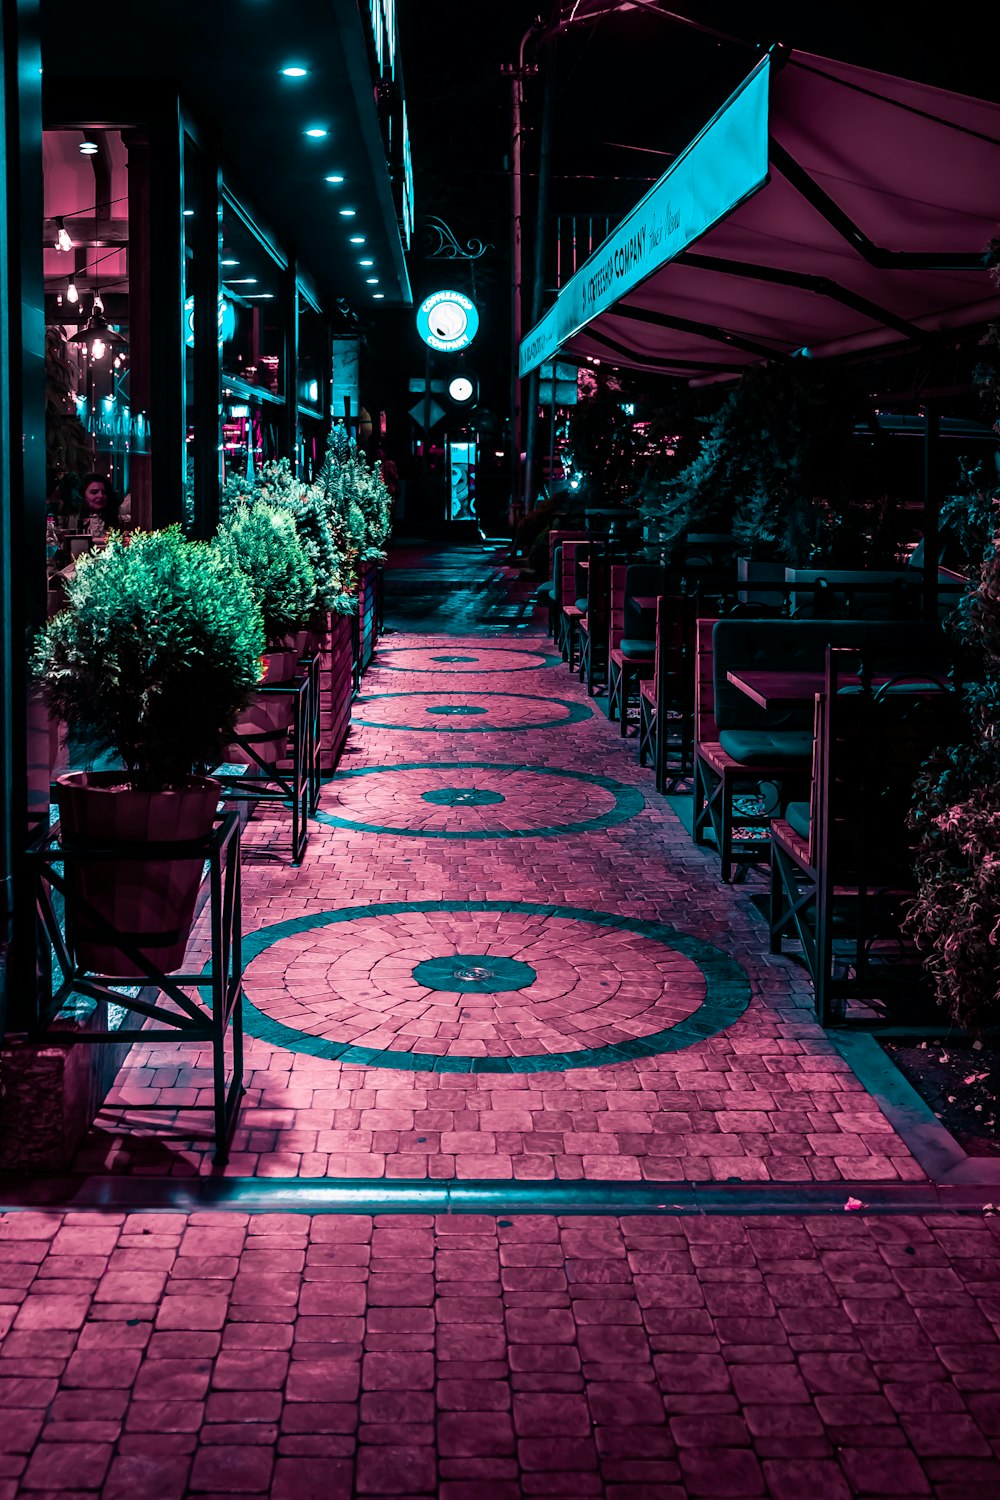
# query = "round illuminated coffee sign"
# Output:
<box><xmin>417</xmin><ymin>290</ymin><xmax>479</xmax><ymax>352</ymax></box>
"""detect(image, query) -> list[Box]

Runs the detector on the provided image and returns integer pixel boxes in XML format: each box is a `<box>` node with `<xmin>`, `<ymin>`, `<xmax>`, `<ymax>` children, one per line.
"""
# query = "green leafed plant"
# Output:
<box><xmin>33</xmin><ymin>527</ymin><xmax>264</xmax><ymax>790</ymax></box>
<box><xmin>215</xmin><ymin>501</ymin><xmax>317</xmax><ymax>645</ymax></box>
<box><xmin>905</xmin><ymin>543</ymin><xmax>1000</xmax><ymax>1032</ymax></box>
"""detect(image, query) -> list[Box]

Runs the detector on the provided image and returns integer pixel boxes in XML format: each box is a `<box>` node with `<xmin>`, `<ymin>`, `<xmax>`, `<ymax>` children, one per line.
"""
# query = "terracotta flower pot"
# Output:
<box><xmin>55</xmin><ymin>771</ymin><xmax>221</xmax><ymax>979</ymax></box>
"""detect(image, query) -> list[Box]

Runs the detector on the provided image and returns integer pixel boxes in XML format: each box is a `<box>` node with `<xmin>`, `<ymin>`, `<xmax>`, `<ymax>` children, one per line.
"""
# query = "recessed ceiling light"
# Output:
<box><xmin>221</xmin><ymin>258</ymin><xmax>239</xmax><ymax>266</ymax></box>
<box><xmin>373</xmin><ymin>293</ymin><xmax>385</xmax><ymax>300</ymax></box>
<box><xmin>349</xmin><ymin>236</ymin><xmax>366</xmax><ymax>245</ymax></box>
<box><xmin>79</xmin><ymin>141</ymin><xmax>98</xmax><ymax>155</ymax></box>
<box><xmin>339</xmin><ymin>208</ymin><xmax>356</xmax><ymax>218</ymax></box>
<box><xmin>325</xmin><ymin>174</ymin><xmax>345</xmax><ymax>185</ymax></box>
<box><xmin>365</xmin><ymin>277</ymin><xmax>379</xmax><ymax>284</ymax></box>
<box><xmin>281</xmin><ymin>65</ymin><xmax>309</xmax><ymax>77</ymax></box>
<box><xmin>304</xmin><ymin>126</ymin><xmax>328</xmax><ymax>139</ymax></box>
<box><xmin>359</xmin><ymin>258</ymin><xmax>374</xmax><ymax>267</ymax></box>
<box><xmin>183</xmin><ymin>209</ymin><xmax>194</xmax><ymax>217</ymax></box>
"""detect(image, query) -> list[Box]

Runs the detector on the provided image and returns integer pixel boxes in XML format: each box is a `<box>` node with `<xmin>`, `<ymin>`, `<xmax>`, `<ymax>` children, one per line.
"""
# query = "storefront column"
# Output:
<box><xmin>122</xmin><ymin>128</ymin><xmax>153</xmax><ymax>531</ymax></box>
<box><xmin>190</xmin><ymin>138</ymin><xmax>222</xmax><ymax>538</ymax></box>
<box><xmin>281</xmin><ymin>255</ymin><xmax>299</xmax><ymax>469</ymax></box>
<box><xmin>126</xmin><ymin>105</ymin><xmax>185</xmax><ymax>529</ymax></box>
<box><xmin>0</xmin><ymin>0</ymin><xmax>47</xmax><ymax>1032</ymax></box>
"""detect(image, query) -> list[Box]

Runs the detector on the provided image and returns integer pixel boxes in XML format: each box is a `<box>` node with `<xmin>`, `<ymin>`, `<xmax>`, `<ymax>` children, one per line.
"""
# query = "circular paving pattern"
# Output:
<box><xmin>315</xmin><ymin>762</ymin><xmax>643</xmax><ymax>839</ymax></box>
<box><xmin>376</xmin><ymin>646</ymin><xmax>560</xmax><ymax>674</ymax></box>
<box><xmin>352</xmin><ymin>692</ymin><xmax>592</xmax><ymax>733</ymax></box>
<box><xmin>239</xmin><ymin>900</ymin><xmax>751</xmax><ymax>1071</ymax></box>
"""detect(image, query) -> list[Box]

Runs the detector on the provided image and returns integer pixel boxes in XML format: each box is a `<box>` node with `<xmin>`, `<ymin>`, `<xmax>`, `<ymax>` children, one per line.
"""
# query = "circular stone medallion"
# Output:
<box><xmin>412</xmin><ymin>953</ymin><xmax>537</xmax><ymax>993</ymax></box>
<box><xmin>421</xmin><ymin>787</ymin><xmax>505</xmax><ymax>808</ymax></box>
<box><xmin>238</xmin><ymin>900</ymin><xmax>751</xmax><ymax>1072</ymax></box>
<box><xmin>424</xmin><ymin>704</ymin><xmax>487</xmax><ymax>717</ymax></box>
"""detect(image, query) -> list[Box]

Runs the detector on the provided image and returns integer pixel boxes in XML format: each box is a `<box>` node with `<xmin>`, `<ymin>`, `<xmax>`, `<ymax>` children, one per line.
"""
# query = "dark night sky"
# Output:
<box><xmin>372</xmin><ymin>2</ymin><xmax>999</xmax><ymax>469</ymax></box>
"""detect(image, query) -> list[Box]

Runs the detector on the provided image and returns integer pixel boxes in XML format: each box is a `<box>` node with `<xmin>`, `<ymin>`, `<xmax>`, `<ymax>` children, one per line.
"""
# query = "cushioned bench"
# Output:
<box><xmin>693</xmin><ymin>616</ymin><xmax>950</xmax><ymax>881</ymax></box>
<box><xmin>769</xmin><ymin>647</ymin><xmax>956</xmax><ymax>1023</ymax></box>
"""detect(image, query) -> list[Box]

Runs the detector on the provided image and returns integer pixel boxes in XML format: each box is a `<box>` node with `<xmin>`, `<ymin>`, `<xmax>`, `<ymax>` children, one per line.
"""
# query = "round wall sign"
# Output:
<box><xmin>416</xmin><ymin>290</ymin><xmax>479</xmax><ymax>352</ymax></box>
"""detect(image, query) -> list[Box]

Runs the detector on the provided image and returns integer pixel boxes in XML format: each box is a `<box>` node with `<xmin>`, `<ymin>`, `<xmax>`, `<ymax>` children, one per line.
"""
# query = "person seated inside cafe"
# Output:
<box><xmin>77</xmin><ymin>472</ymin><xmax>126</xmax><ymax>533</ymax></box>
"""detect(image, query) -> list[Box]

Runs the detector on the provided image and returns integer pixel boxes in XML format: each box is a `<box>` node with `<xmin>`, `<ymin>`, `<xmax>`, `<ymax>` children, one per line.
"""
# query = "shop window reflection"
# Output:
<box><xmin>43</xmin><ymin>127</ymin><xmax>135</xmax><ymax>550</ymax></box>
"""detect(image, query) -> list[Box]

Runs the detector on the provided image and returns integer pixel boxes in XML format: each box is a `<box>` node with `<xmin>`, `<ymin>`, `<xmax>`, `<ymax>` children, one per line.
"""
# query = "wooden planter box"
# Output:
<box><xmin>317</xmin><ymin>611</ymin><xmax>354</xmax><ymax>774</ymax></box>
<box><xmin>357</xmin><ymin>559</ymin><xmax>380</xmax><ymax>677</ymax></box>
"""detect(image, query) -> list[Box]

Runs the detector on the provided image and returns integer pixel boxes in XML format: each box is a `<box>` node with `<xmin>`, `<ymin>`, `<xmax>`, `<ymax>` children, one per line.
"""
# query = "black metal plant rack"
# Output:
<box><xmin>29</xmin><ymin>810</ymin><xmax>245</xmax><ymax>1165</ymax></box>
<box><xmin>214</xmin><ymin>658</ymin><xmax>316</xmax><ymax>862</ymax></box>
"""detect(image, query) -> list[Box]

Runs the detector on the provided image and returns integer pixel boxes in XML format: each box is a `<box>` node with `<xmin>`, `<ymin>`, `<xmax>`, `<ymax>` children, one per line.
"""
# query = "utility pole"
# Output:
<box><xmin>502</xmin><ymin>18</ymin><xmax>542</xmax><ymax>545</ymax></box>
<box><xmin>523</xmin><ymin>13</ymin><xmax>558</xmax><ymax>516</ymax></box>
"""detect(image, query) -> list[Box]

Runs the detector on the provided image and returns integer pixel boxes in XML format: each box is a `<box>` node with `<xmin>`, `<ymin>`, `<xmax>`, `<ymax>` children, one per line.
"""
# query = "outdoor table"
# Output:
<box><xmin>726</xmin><ymin>668</ymin><xmax>946</xmax><ymax>711</ymax></box>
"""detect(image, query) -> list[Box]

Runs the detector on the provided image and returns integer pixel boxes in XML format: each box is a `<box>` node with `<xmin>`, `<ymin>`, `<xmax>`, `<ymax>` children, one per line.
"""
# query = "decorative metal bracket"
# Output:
<box><xmin>422</xmin><ymin>215</ymin><xmax>493</xmax><ymax>261</ymax></box>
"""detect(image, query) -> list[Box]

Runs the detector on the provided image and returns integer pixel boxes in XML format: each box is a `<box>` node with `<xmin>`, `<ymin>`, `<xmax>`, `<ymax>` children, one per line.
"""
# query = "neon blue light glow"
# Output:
<box><xmin>519</xmin><ymin>55</ymin><xmax>771</xmax><ymax>375</ymax></box>
<box><xmin>416</xmin><ymin>290</ymin><xmax>479</xmax><ymax>352</ymax></box>
<box><xmin>185</xmin><ymin>295</ymin><xmax>236</xmax><ymax>348</ymax></box>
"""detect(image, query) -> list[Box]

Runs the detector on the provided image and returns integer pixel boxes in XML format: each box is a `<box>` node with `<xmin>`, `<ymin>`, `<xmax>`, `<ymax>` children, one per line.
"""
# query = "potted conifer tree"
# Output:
<box><xmin>33</xmin><ymin>527</ymin><xmax>264</xmax><ymax>977</ymax></box>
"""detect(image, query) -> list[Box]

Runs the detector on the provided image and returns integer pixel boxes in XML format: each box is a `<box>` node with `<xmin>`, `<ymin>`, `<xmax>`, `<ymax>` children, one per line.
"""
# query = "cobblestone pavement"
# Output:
<box><xmin>78</xmin><ymin>556</ymin><xmax>923</xmax><ymax>1185</ymax></box>
<box><xmin>6</xmin><ymin>549</ymin><xmax>999</xmax><ymax>1497</ymax></box>
<box><xmin>2</xmin><ymin>1208</ymin><xmax>1000</xmax><ymax>1499</ymax></box>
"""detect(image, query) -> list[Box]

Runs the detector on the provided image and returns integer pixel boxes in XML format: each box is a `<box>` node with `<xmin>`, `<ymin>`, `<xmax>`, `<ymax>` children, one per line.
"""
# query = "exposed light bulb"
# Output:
<box><xmin>93</xmin><ymin>292</ymin><xmax>105</xmax><ymax>315</ymax></box>
<box><xmin>90</xmin><ymin>337</ymin><xmax>107</xmax><ymax>361</ymax></box>
<box><xmin>66</xmin><ymin>280</ymin><xmax>79</xmax><ymax>304</ymax></box>
<box><xmin>54</xmin><ymin>217</ymin><xmax>73</xmax><ymax>252</ymax></box>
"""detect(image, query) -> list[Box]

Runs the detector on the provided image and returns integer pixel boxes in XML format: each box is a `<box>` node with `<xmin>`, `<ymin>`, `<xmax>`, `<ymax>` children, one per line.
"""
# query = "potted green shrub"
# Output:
<box><xmin>216</xmin><ymin>499</ymin><xmax>316</xmax><ymax>672</ymax></box>
<box><xmin>33</xmin><ymin>527</ymin><xmax>264</xmax><ymax>977</ymax></box>
<box><xmin>905</xmin><ymin>544</ymin><xmax>1000</xmax><ymax>1034</ymax></box>
<box><xmin>215</xmin><ymin>501</ymin><xmax>317</xmax><ymax>764</ymax></box>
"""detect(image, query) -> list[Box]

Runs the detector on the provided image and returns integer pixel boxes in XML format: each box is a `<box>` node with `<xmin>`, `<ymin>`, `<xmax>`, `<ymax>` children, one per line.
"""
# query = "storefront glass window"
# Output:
<box><xmin>42</xmin><ymin>129</ymin><xmax>133</xmax><ymax>537</ymax></box>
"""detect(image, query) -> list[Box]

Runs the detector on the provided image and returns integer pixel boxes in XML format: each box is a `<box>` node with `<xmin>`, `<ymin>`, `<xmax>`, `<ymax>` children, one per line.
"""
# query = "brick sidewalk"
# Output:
<box><xmin>5</xmin><ymin>551</ymin><xmax>999</xmax><ymax>1498</ymax></box>
<box><xmin>3</xmin><ymin>1207</ymin><xmax>1000</xmax><ymax>1499</ymax></box>
<box><xmin>79</xmin><ymin>619</ymin><xmax>922</xmax><ymax>1184</ymax></box>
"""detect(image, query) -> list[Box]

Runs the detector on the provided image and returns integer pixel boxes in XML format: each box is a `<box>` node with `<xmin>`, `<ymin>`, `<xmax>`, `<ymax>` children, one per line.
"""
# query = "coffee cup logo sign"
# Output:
<box><xmin>416</xmin><ymin>290</ymin><xmax>479</xmax><ymax>352</ymax></box>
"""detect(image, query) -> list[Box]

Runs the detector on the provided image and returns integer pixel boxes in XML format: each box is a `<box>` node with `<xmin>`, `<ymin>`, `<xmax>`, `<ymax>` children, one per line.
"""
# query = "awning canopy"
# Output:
<box><xmin>520</xmin><ymin>48</ymin><xmax>1000</xmax><ymax>382</ymax></box>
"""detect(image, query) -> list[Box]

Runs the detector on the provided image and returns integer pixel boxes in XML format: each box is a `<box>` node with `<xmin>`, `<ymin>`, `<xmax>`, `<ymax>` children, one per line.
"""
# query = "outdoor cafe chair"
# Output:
<box><xmin>558</xmin><ymin>539</ymin><xmax>590</xmax><ymax>670</ymax></box>
<box><xmin>577</xmin><ymin>544</ymin><xmax>612</xmax><ymax>695</ymax></box>
<box><xmin>768</xmin><ymin>647</ymin><xmax>956</xmax><ymax>1025</ymax></box>
<box><xmin>691</xmin><ymin>616</ymin><xmax>950</xmax><ymax>883</ymax></box>
<box><xmin>607</xmin><ymin>562</ymin><xmax>659</xmax><ymax>735</ymax></box>
<box><xmin>638</xmin><ymin>592</ymin><xmax>697</xmax><ymax>792</ymax></box>
<box><xmin>536</xmin><ymin>527</ymin><xmax>586</xmax><ymax>638</ymax></box>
